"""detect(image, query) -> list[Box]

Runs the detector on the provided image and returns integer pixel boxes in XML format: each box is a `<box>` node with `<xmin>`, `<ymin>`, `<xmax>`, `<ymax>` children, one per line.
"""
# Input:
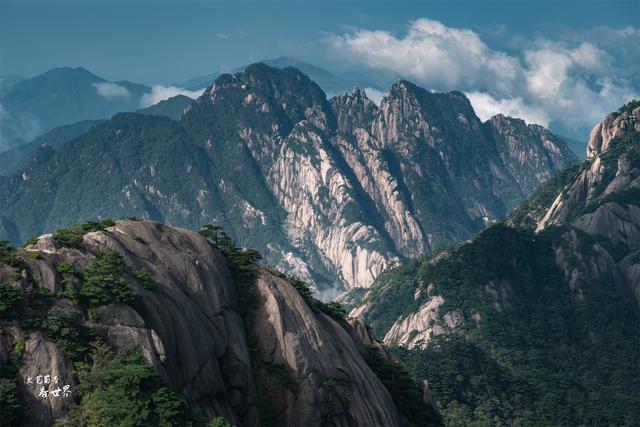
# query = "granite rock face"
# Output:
<box><xmin>587</xmin><ymin>106</ymin><xmax>640</xmax><ymax>159</ymax></box>
<box><xmin>0</xmin><ymin>220</ymin><xmax>402</xmax><ymax>426</ymax></box>
<box><xmin>251</xmin><ymin>270</ymin><xmax>400</xmax><ymax>426</ymax></box>
<box><xmin>525</xmin><ymin>106</ymin><xmax>640</xmax><ymax>303</ymax></box>
<box><xmin>354</xmin><ymin>104</ymin><xmax>640</xmax><ymax>352</ymax></box>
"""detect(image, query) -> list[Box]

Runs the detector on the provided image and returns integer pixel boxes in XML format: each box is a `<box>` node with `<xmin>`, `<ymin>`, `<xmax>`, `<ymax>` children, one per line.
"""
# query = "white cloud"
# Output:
<box><xmin>363</xmin><ymin>87</ymin><xmax>384</xmax><ymax>105</ymax></box>
<box><xmin>327</xmin><ymin>18</ymin><xmax>522</xmax><ymax>97</ymax></box>
<box><xmin>93</xmin><ymin>82</ymin><xmax>131</xmax><ymax>99</ymax></box>
<box><xmin>465</xmin><ymin>92</ymin><xmax>550</xmax><ymax>126</ymax></box>
<box><xmin>216</xmin><ymin>32</ymin><xmax>229</xmax><ymax>40</ymax></box>
<box><xmin>327</xmin><ymin>19</ymin><xmax>639</xmax><ymax>133</ymax></box>
<box><xmin>140</xmin><ymin>85</ymin><xmax>205</xmax><ymax>108</ymax></box>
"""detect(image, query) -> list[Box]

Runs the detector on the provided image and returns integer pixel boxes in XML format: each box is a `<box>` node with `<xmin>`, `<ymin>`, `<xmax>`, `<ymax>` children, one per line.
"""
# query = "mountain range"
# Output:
<box><xmin>0</xmin><ymin>67</ymin><xmax>150</xmax><ymax>151</ymax></box>
<box><xmin>1</xmin><ymin>101</ymin><xmax>637</xmax><ymax>427</ymax></box>
<box><xmin>351</xmin><ymin>102</ymin><xmax>640</xmax><ymax>424</ymax></box>
<box><xmin>0</xmin><ymin>63</ymin><xmax>578</xmax><ymax>297</ymax></box>
<box><xmin>0</xmin><ymin>95</ymin><xmax>195</xmax><ymax>177</ymax></box>
<box><xmin>177</xmin><ymin>56</ymin><xmax>382</xmax><ymax>94</ymax></box>
<box><xmin>0</xmin><ymin>57</ymin><xmax>637</xmax><ymax>426</ymax></box>
<box><xmin>0</xmin><ymin>58</ymin><xmax>383</xmax><ymax>155</ymax></box>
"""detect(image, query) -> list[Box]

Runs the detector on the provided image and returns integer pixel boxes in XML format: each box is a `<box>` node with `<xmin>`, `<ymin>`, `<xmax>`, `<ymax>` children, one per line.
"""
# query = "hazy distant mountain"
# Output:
<box><xmin>0</xmin><ymin>95</ymin><xmax>195</xmax><ymax>177</ymax></box>
<box><xmin>178</xmin><ymin>72</ymin><xmax>220</xmax><ymax>91</ymax></box>
<box><xmin>179</xmin><ymin>56</ymin><xmax>382</xmax><ymax>95</ymax></box>
<box><xmin>0</xmin><ymin>64</ymin><xmax>577</xmax><ymax>295</ymax></box>
<box><xmin>559</xmin><ymin>135</ymin><xmax>588</xmax><ymax>161</ymax></box>
<box><xmin>0</xmin><ymin>67</ymin><xmax>150</xmax><ymax>151</ymax></box>
<box><xmin>261</xmin><ymin>57</ymin><xmax>381</xmax><ymax>94</ymax></box>
<box><xmin>0</xmin><ymin>74</ymin><xmax>25</xmax><ymax>91</ymax></box>
<box><xmin>0</xmin><ymin>59</ymin><xmax>379</xmax><ymax>154</ymax></box>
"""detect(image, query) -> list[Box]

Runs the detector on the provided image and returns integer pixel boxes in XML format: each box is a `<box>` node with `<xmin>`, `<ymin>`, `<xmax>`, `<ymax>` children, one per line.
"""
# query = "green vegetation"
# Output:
<box><xmin>132</xmin><ymin>235</ymin><xmax>146</xmax><ymax>244</ymax></box>
<box><xmin>365</xmin><ymin>348</ymin><xmax>442</xmax><ymax>426</ymax></box>
<box><xmin>22</xmin><ymin>314</ymin><xmax>94</xmax><ymax>361</ymax></box>
<box><xmin>27</xmin><ymin>286</ymin><xmax>55</xmax><ymax>310</ymax></box>
<box><xmin>79</xmin><ymin>251</ymin><xmax>134</xmax><ymax>308</ymax></box>
<box><xmin>208</xmin><ymin>418</ymin><xmax>234</xmax><ymax>427</ymax></box>
<box><xmin>318</xmin><ymin>301</ymin><xmax>347</xmax><ymax>321</ymax></box>
<box><xmin>616</xmin><ymin>99</ymin><xmax>640</xmax><ymax>115</ymax></box>
<box><xmin>71</xmin><ymin>342</ymin><xmax>194</xmax><ymax>426</ymax></box>
<box><xmin>0</xmin><ymin>240</ymin><xmax>22</xmax><ymax>268</ymax></box>
<box><xmin>0</xmin><ymin>378</ymin><xmax>22</xmax><ymax>425</ymax></box>
<box><xmin>282</xmin><ymin>274</ymin><xmax>348</xmax><ymax>322</ymax></box>
<box><xmin>0</xmin><ymin>339</ymin><xmax>25</xmax><ymax>424</ymax></box>
<box><xmin>53</xmin><ymin>219</ymin><xmax>116</xmax><ymax>248</ymax></box>
<box><xmin>21</xmin><ymin>236</ymin><xmax>39</xmax><ymax>247</ymax></box>
<box><xmin>199</xmin><ymin>224</ymin><xmax>262</xmax><ymax>317</ymax></box>
<box><xmin>0</xmin><ymin>283</ymin><xmax>22</xmax><ymax>318</ymax></box>
<box><xmin>590</xmin><ymin>130</ymin><xmax>640</xmax><ymax>199</ymax></box>
<box><xmin>55</xmin><ymin>260</ymin><xmax>76</xmax><ymax>275</ymax></box>
<box><xmin>508</xmin><ymin>164</ymin><xmax>583</xmax><ymax>229</ymax></box>
<box><xmin>56</xmin><ymin>260</ymin><xmax>81</xmax><ymax>301</ymax></box>
<box><xmin>363</xmin><ymin>224</ymin><xmax>640</xmax><ymax>425</ymax></box>
<box><xmin>133</xmin><ymin>269</ymin><xmax>157</xmax><ymax>290</ymax></box>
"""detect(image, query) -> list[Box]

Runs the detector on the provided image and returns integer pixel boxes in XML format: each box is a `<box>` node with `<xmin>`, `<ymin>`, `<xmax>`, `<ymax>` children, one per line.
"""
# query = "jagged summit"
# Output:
<box><xmin>0</xmin><ymin>63</ymin><xmax>578</xmax><ymax>293</ymax></box>
<box><xmin>353</xmin><ymin>104</ymin><xmax>640</xmax><ymax>424</ymax></box>
<box><xmin>330</xmin><ymin>86</ymin><xmax>378</xmax><ymax>133</ymax></box>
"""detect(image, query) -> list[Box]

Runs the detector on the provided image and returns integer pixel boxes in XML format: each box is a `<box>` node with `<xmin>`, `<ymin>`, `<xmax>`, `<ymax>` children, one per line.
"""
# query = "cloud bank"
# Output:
<box><xmin>93</xmin><ymin>82</ymin><xmax>131</xmax><ymax>99</ymax></box>
<box><xmin>140</xmin><ymin>86</ymin><xmax>205</xmax><ymax>108</ymax></box>
<box><xmin>327</xmin><ymin>19</ymin><xmax>638</xmax><ymax>132</ymax></box>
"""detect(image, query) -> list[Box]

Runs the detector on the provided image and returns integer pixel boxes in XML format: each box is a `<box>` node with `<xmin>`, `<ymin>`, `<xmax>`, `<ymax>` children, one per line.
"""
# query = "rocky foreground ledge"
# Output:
<box><xmin>0</xmin><ymin>219</ymin><xmax>439</xmax><ymax>426</ymax></box>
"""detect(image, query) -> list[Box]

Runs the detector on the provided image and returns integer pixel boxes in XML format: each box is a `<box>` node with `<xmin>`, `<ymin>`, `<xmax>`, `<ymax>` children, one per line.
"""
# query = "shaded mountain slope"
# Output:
<box><xmin>0</xmin><ymin>219</ymin><xmax>439</xmax><ymax>426</ymax></box>
<box><xmin>0</xmin><ymin>120</ymin><xmax>104</xmax><ymax>177</ymax></box>
<box><xmin>349</xmin><ymin>102</ymin><xmax>640</xmax><ymax>425</ymax></box>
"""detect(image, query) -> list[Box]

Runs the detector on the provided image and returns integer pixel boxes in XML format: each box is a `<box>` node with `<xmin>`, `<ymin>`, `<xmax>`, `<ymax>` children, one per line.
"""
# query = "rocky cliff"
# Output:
<box><xmin>348</xmin><ymin>102</ymin><xmax>640</xmax><ymax>425</ymax></box>
<box><xmin>0</xmin><ymin>220</ymin><xmax>426</xmax><ymax>426</ymax></box>
<box><xmin>509</xmin><ymin>102</ymin><xmax>640</xmax><ymax>301</ymax></box>
<box><xmin>357</xmin><ymin>102</ymin><xmax>640</xmax><ymax>346</ymax></box>
<box><xmin>0</xmin><ymin>64</ymin><xmax>578</xmax><ymax>295</ymax></box>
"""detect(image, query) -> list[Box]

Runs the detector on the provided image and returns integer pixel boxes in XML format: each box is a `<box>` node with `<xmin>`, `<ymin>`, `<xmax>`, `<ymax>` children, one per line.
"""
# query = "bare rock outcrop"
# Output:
<box><xmin>587</xmin><ymin>106</ymin><xmax>640</xmax><ymax>159</ymax></box>
<box><xmin>251</xmin><ymin>271</ymin><xmax>400</xmax><ymax>426</ymax></box>
<box><xmin>0</xmin><ymin>220</ymin><xmax>405</xmax><ymax>426</ymax></box>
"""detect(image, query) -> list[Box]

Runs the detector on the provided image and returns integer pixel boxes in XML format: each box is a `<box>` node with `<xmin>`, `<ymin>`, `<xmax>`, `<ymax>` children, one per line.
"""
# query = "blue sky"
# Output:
<box><xmin>1</xmin><ymin>0</ymin><xmax>639</xmax><ymax>138</ymax></box>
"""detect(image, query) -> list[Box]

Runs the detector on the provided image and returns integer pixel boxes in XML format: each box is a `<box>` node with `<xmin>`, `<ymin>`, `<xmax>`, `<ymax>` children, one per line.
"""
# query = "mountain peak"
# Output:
<box><xmin>588</xmin><ymin>100</ymin><xmax>640</xmax><ymax>159</ymax></box>
<box><xmin>330</xmin><ymin>86</ymin><xmax>378</xmax><ymax>133</ymax></box>
<box><xmin>488</xmin><ymin>113</ymin><xmax>527</xmax><ymax>127</ymax></box>
<box><xmin>38</xmin><ymin>66</ymin><xmax>104</xmax><ymax>82</ymax></box>
<box><xmin>188</xmin><ymin>62</ymin><xmax>336</xmax><ymax>137</ymax></box>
